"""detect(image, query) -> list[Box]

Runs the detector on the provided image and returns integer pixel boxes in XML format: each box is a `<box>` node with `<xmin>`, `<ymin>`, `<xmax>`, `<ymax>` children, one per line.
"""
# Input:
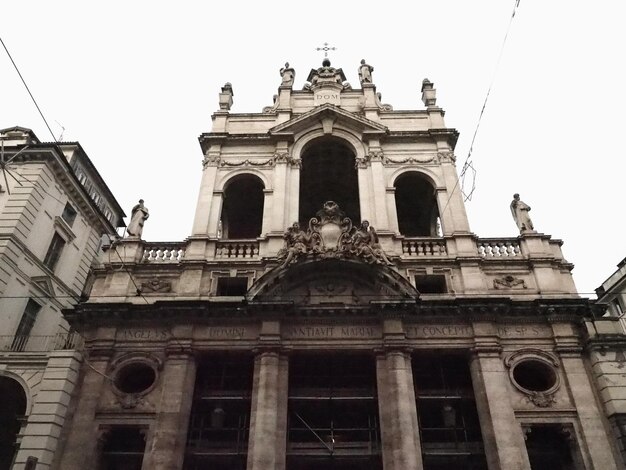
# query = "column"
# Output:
<box><xmin>247</xmin><ymin>350</ymin><xmax>288</xmax><ymax>470</ymax></box>
<box><xmin>376</xmin><ymin>349</ymin><xmax>422</xmax><ymax>470</ymax></box>
<box><xmin>469</xmin><ymin>349</ymin><xmax>531</xmax><ymax>470</ymax></box>
<box><xmin>142</xmin><ymin>344</ymin><xmax>196</xmax><ymax>470</ymax></box>
<box><xmin>57</xmin><ymin>349</ymin><xmax>112</xmax><ymax>469</ymax></box>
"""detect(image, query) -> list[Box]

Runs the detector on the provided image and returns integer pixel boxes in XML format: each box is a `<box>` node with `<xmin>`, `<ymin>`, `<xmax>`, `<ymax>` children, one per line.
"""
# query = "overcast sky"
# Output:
<box><xmin>2</xmin><ymin>1</ymin><xmax>624</xmax><ymax>297</ymax></box>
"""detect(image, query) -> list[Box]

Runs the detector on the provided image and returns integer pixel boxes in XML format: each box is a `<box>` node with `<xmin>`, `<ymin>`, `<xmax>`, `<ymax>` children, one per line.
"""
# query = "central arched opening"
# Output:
<box><xmin>394</xmin><ymin>172</ymin><xmax>440</xmax><ymax>237</ymax></box>
<box><xmin>0</xmin><ymin>376</ymin><xmax>27</xmax><ymax>470</ymax></box>
<box><xmin>299</xmin><ymin>138</ymin><xmax>360</xmax><ymax>225</ymax></box>
<box><xmin>221</xmin><ymin>174</ymin><xmax>265</xmax><ymax>239</ymax></box>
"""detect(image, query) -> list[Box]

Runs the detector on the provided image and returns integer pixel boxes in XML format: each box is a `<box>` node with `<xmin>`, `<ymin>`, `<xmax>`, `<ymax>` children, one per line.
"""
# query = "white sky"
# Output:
<box><xmin>2</xmin><ymin>0</ymin><xmax>625</xmax><ymax>297</ymax></box>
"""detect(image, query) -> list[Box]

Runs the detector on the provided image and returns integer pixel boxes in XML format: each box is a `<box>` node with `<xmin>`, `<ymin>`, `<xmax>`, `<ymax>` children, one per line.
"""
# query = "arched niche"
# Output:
<box><xmin>394</xmin><ymin>171</ymin><xmax>440</xmax><ymax>237</ymax></box>
<box><xmin>0</xmin><ymin>376</ymin><xmax>27</xmax><ymax>470</ymax></box>
<box><xmin>299</xmin><ymin>137</ymin><xmax>360</xmax><ymax>225</ymax></box>
<box><xmin>220</xmin><ymin>174</ymin><xmax>265</xmax><ymax>239</ymax></box>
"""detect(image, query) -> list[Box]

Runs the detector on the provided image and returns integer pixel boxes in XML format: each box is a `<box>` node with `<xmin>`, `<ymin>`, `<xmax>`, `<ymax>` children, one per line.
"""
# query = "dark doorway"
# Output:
<box><xmin>299</xmin><ymin>139</ymin><xmax>360</xmax><ymax>225</ymax></box>
<box><xmin>0</xmin><ymin>376</ymin><xmax>27</xmax><ymax>470</ymax></box>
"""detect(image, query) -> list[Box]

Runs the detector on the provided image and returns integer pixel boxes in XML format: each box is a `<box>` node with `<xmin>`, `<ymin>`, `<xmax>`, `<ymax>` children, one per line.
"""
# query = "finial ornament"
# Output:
<box><xmin>315</xmin><ymin>42</ymin><xmax>337</xmax><ymax>60</ymax></box>
<box><xmin>510</xmin><ymin>193</ymin><xmax>535</xmax><ymax>233</ymax></box>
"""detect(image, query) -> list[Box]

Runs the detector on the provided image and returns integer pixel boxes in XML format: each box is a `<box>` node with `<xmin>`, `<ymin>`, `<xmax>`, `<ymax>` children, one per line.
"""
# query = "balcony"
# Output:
<box><xmin>0</xmin><ymin>332</ymin><xmax>83</xmax><ymax>353</ymax></box>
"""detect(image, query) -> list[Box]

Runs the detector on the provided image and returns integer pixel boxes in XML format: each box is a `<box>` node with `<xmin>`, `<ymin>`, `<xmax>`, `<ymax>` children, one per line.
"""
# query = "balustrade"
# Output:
<box><xmin>142</xmin><ymin>242</ymin><xmax>186</xmax><ymax>262</ymax></box>
<box><xmin>477</xmin><ymin>239</ymin><xmax>521</xmax><ymax>258</ymax></box>
<box><xmin>402</xmin><ymin>238</ymin><xmax>447</xmax><ymax>257</ymax></box>
<box><xmin>216</xmin><ymin>240</ymin><xmax>260</xmax><ymax>259</ymax></box>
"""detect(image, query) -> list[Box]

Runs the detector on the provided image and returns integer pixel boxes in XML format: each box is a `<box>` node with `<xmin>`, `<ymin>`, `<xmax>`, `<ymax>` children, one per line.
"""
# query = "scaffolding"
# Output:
<box><xmin>412</xmin><ymin>354</ymin><xmax>488</xmax><ymax>470</ymax></box>
<box><xmin>184</xmin><ymin>354</ymin><xmax>254</xmax><ymax>470</ymax></box>
<box><xmin>287</xmin><ymin>354</ymin><xmax>382</xmax><ymax>470</ymax></box>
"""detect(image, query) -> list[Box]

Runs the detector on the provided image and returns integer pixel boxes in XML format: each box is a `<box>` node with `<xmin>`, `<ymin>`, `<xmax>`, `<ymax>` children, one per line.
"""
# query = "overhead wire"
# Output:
<box><xmin>440</xmin><ymin>0</ymin><xmax>522</xmax><ymax>217</ymax></box>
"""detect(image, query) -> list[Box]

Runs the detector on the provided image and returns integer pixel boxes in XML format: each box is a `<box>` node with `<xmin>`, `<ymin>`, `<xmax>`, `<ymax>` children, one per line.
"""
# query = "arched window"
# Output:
<box><xmin>221</xmin><ymin>175</ymin><xmax>264</xmax><ymax>239</ymax></box>
<box><xmin>0</xmin><ymin>376</ymin><xmax>27</xmax><ymax>470</ymax></box>
<box><xmin>394</xmin><ymin>172</ymin><xmax>440</xmax><ymax>237</ymax></box>
<box><xmin>299</xmin><ymin>138</ymin><xmax>360</xmax><ymax>224</ymax></box>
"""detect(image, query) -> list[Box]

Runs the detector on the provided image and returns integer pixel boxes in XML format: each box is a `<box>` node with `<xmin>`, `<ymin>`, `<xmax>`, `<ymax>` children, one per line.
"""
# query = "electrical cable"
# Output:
<box><xmin>440</xmin><ymin>0</ymin><xmax>522</xmax><ymax>216</ymax></box>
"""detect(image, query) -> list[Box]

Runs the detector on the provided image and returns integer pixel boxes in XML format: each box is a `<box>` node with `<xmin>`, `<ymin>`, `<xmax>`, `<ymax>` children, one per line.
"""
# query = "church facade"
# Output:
<box><xmin>54</xmin><ymin>59</ymin><xmax>624</xmax><ymax>470</ymax></box>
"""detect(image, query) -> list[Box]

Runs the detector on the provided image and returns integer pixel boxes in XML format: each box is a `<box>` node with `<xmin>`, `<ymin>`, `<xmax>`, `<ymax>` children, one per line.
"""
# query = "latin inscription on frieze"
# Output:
<box><xmin>286</xmin><ymin>325</ymin><xmax>381</xmax><ymax>339</ymax></box>
<box><xmin>207</xmin><ymin>327</ymin><xmax>246</xmax><ymax>339</ymax></box>
<box><xmin>406</xmin><ymin>324</ymin><xmax>473</xmax><ymax>338</ymax></box>
<box><xmin>497</xmin><ymin>324</ymin><xmax>551</xmax><ymax>338</ymax></box>
<box><xmin>195</xmin><ymin>325</ymin><xmax>258</xmax><ymax>341</ymax></box>
<box><xmin>118</xmin><ymin>329</ymin><xmax>169</xmax><ymax>341</ymax></box>
<box><xmin>314</xmin><ymin>92</ymin><xmax>341</xmax><ymax>106</ymax></box>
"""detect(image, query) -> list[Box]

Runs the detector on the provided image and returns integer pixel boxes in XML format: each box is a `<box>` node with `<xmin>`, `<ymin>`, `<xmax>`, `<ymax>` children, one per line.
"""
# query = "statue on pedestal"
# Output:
<box><xmin>510</xmin><ymin>193</ymin><xmax>534</xmax><ymax>232</ymax></box>
<box><xmin>127</xmin><ymin>199</ymin><xmax>149</xmax><ymax>238</ymax></box>
<box><xmin>280</xmin><ymin>62</ymin><xmax>295</xmax><ymax>87</ymax></box>
<box><xmin>358</xmin><ymin>59</ymin><xmax>374</xmax><ymax>84</ymax></box>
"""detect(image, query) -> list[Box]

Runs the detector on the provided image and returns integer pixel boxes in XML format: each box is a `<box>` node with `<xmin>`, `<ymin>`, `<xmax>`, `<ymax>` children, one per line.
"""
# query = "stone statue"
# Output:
<box><xmin>358</xmin><ymin>59</ymin><xmax>373</xmax><ymax>84</ymax></box>
<box><xmin>510</xmin><ymin>193</ymin><xmax>534</xmax><ymax>232</ymax></box>
<box><xmin>127</xmin><ymin>199</ymin><xmax>149</xmax><ymax>238</ymax></box>
<box><xmin>351</xmin><ymin>220</ymin><xmax>393</xmax><ymax>266</ymax></box>
<box><xmin>279</xmin><ymin>222</ymin><xmax>309</xmax><ymax>267</ymax></box>
<box><xmin>280</xmin><ymin>62</ymin><xmax>295</xmax><ymax>87</ymax></box>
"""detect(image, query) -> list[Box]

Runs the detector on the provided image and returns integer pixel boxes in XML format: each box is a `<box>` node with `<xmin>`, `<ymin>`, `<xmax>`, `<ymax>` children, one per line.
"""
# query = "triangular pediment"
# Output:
<box><xmin>269</xmin><ymin>104</ymin><xmax>388</xmax><ymax>137</ymax></box>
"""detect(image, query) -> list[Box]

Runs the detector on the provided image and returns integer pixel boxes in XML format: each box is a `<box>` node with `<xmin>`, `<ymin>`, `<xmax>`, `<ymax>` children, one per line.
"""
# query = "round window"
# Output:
<box><xmin>512</xmin><ymin>359</ymin><xmax>557</xmax><ymax>393</ymax></box>
<box><xmin>114</xmin><ymin>362</ymin><xmax>156</xmax><ymax>394</ymax></box>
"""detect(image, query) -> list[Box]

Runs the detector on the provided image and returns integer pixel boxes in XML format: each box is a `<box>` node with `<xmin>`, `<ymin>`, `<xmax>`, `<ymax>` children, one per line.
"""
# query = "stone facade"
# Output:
<box><xmin>0</xmin><ymin>127</ymin><xmax>124</xmax><ymax>470</ymax></box>
<box><xmin>56</xmin><ymin>61</ymin><xmax>624</xmax><ymax>469</ymax></box>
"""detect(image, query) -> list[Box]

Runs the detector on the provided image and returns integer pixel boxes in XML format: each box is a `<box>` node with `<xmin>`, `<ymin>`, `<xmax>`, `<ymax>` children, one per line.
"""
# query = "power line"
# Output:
<box><xmin>441</xmin><ymin>0</ymin><xmax>522</xmax><ymax>215</ymax></box>
<box><xmin>0</xmin><ymin>35</ymin><xmax>57</xmax><ymax>143</ymax></box>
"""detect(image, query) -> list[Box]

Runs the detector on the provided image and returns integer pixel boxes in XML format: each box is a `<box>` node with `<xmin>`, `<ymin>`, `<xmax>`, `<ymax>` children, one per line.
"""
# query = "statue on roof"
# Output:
<box><xmin>510</xmin><ymin>193</ymin><xmax>534</xmax><ymax>233</ymax></box>
<box><xmin>126</xmin><ymin>199</ymin><xmax>149</xmax><ymax>238</ymax></box>
<box><xmin>358</xmin><ymin>59</ymin><xmax>374</xmax><ymax>84</ymax></box>
<box><xmin>280</xmin><ymin>62</ymin><xmax>295</xmax><ymax>87</ymax></box>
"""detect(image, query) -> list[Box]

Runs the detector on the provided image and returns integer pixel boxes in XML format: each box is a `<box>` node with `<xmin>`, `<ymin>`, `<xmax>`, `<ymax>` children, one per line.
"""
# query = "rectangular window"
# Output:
<box><xmin>216</xmin><ymin>277</ymin><xmax>248</xmax><ymax>296</ymax></box>
<box><xmin>61</xmin><ymin>203</ymin><xmax>77</xmax><ymax>227</ymax></box>
<box><xmin>11</xmin><ymin>299</ymin><xmax>42</xmax><ymax>351</ymax></box>
<box><xmin>414</xmin><ymin>274</ymin><xmax>447</xmax><ymax>294</ymax></box>
<box><xmin>100</xmin><ymin>427</ymin><xmax>146</xmax><ymax>470</ymax></box>
<box><xmin>43</xmin><ymin>232</ymin><xmax>66</xmax><ymax>270</ymax></box>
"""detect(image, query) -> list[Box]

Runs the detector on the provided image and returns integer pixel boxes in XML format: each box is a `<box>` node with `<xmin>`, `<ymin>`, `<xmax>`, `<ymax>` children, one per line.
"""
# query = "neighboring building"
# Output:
<box><xmin>0</xmin><ymin>127</ymin><xmax>125</xmax><ymax>470</ymax></box>
<box><xmin>588</xmin><ymin>258</ymin><xmax>626</xmax><ymax>464</ymax></box>
<box><xmin>56</xmin><ymin>60</ymin><xmax>624</xmax><ymax>470</ymax></box>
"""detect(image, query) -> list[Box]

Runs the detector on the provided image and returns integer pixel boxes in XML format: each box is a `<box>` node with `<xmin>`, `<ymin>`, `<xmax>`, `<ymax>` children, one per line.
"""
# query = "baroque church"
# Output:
<box><xmin>50</xmin><ymin>58</ymin><xmax>626</xmax><ymax>470</ymax></box>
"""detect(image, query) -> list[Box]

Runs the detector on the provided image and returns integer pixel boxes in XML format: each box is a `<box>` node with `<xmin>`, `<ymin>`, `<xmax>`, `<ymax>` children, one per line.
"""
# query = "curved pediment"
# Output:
<box><xmin>247</xmin><ymin>258</ymin><xmax>419</xmax><ymax>305</ymax></box>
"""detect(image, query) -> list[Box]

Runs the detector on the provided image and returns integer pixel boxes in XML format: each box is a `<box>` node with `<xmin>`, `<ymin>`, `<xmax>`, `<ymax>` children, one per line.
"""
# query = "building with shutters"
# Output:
<box><xmin>55</xmin><ymin>60</ymin><xmax>625</xmax><ymax>470</ymax></box>
<box><xmin>0</xmin><ymin>127</ymin><xmax>125</xmax><ymax>470</ymax></box>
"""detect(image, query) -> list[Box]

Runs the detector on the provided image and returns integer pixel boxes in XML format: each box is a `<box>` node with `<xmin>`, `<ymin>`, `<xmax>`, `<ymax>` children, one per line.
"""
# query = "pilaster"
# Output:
<box><xmin>142</xmin><ymin>338</ymin><xmax>196</xmax><ymax>470</ymax></box>
<box><xmin>469</xmin><ymin>322</ymin><xmax>531</xmax><ymax>470</ymax></box>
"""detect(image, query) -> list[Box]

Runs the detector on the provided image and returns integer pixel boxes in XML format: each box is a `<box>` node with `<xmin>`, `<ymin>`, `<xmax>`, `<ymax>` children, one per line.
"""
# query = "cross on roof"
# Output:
<box><xmin>315</xmin><ymin>42</ymin><xmax>336</xmax><ymax>59</ymax></box>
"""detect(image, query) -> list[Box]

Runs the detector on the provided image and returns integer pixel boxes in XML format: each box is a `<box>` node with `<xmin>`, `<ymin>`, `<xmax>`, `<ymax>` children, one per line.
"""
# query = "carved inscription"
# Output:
<box><xmin>406</xmin><ymin>324</ymin><xmax>473</xmax><ymax>338</ymax></box>
<box><xmin>497</xmin><ymin>325</ymin><xmax>550</xmax><ymax>338</ymax></box>
<box><xmin>207</xmin><ymin>327</ymin><xmax>246</xmax><ymax>339</ymax></box>
<box><xmin>314</xmin><ymin>92</ymin><xmax>341</xmax><ymax>106</ymax></box>
<box><xmin>286</xmin><ymin>325</ymin><xmax>380</xmax><ymax>339</ymax></box>
<box><xmin>119</xmin><ymin>329</ymin><xmax>169</xmax><ymax>341</ymax></box>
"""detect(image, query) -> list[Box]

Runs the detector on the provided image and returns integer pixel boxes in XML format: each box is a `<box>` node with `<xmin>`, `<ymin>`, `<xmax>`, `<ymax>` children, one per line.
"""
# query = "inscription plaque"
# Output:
<box><xmin>406</xmin><ymin>324</ymin><xmax>473</xmax><ymax>338</ymax></box>
<box><xmin>286</xmin><ymin>325</ymin><xmax>381</xmax><ymax>339</ymax></box>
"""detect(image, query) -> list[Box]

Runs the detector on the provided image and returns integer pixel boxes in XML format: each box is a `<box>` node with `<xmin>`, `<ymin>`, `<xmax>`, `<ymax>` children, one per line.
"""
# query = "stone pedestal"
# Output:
<box><xmin>376</xmin><ymin>349</ymin><xmax>422</xmax><ymax>470</ymax></box>
<box><xmin>246</xmin><ymin>350</ymin><xmax>288</xmax><ymax>470</ymax></box>
<box><xmin>142</xmin><ymin>347</ymin><xmax>196</xmax><ymax>470</ymax></box>
<box><xmin>470</xmin><ymin>350</ymin><xmax>531</xmax><ymax>470</ymax></box>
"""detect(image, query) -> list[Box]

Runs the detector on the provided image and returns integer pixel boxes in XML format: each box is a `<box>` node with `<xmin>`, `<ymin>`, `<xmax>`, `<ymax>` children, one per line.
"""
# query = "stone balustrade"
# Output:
<box><xmin>402</xmin><ymin>238</ymin><xmax>447</xmax><ymax>257</ymax></box>
<box><xmin>0</xmin><ymin>332</ymin><xmax>83</xmax><ymax>352</ymax></box>
<box><xmin>142</xmin><ymin>242</ymin><xmax>186</xmax><ymax>262</ymax></box>
<box><xmin>216</xmin><ymin>240</ymin><xmax>260</xmax><ymax>259</ymax></box>
<box><xmin>478</xmin><ymin>239</ymin><xmax>521</xmax><ymax>258</ymax></box>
